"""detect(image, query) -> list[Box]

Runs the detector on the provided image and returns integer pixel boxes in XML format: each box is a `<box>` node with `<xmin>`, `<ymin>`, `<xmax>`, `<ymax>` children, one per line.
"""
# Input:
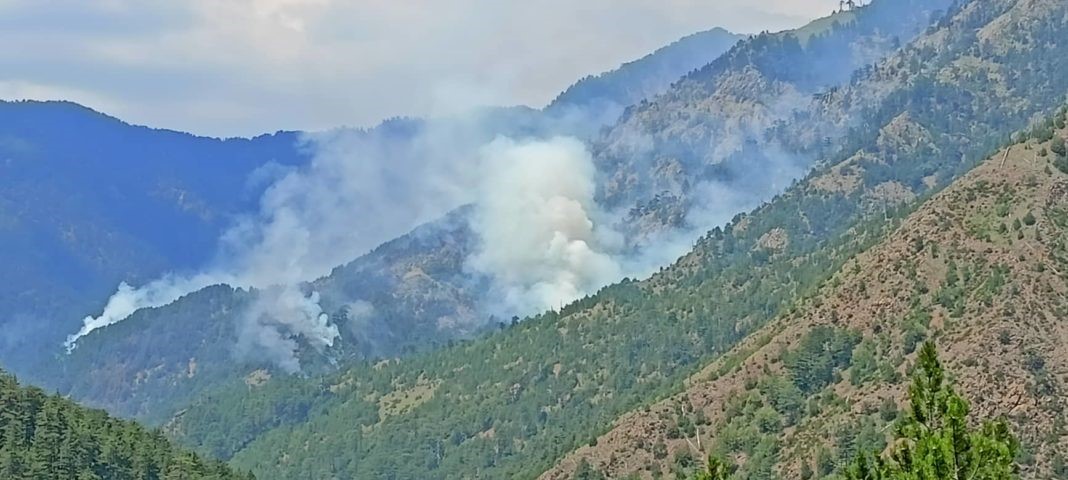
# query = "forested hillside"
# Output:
<box><xmin>164</xmin><ymin>1</ymin><xmax>1068</xmax><ymax>478</ymax></box>
<box><xmin>54</xmin><ymin>0</ymin><xmax>947</xmax><ymax>429</ymax></box>
<box><xmin>0</xmin><ymin>370</ymin><xmax>253</xmax><ymax>479</ymax></box>
<box><xmin>594</xmin><ymin>0</ymin><xmax>951</xmax><ymax>229</ymax></box>
<box><xmin>547</xmin><ymin>112</ymin><xmax>1068</xmax><ymax>479</ymax></box>
<box><xmin>57</xmin><ymin>210</ymin><xmax>479</xmax><ymax>422</ymax></box>
<box><xmin>0</xmin><ymin>101</ymin><xmax>307</xmax><ymax>377</ymax></box>
<box><xmin>30</xmin><ymin>22</ymin><xmax>748</xmax><ymax>426</ymax></box>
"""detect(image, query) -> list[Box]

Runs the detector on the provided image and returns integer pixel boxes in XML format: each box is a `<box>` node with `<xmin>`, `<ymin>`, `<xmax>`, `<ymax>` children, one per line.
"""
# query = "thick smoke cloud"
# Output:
<box><xmin>235</xmin><ymin>286</ymin><xmax>339</xmax><ymax>374</ymax></box>
<box><xmin>68</xmin><ymin>93</ymin><xmax>823</xmax><ymax>372</ymax></box>
<box><xmin>68</xmin><ymin>123</ymin><xmax>815</xmax><ymax>370</ymax></box>
<box><xmin>467</xmin><ymin>137</ymin><xmax>623</xmax><ymax>316</ymax></box>
<box><xmin>66</xmin><ymin>118</ymin><xmax>485</xmax><ymax>367</ymax></box>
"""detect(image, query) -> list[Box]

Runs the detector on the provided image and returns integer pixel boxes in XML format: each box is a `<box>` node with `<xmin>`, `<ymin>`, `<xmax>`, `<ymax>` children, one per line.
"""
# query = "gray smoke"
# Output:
<box><xmin>67</xmin><ymin>57</ymin><xmax>836</xmax><ymax>373</ymax></box>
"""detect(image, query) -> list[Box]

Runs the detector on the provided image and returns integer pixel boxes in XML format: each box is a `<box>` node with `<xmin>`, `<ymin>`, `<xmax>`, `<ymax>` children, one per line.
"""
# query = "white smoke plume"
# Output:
<box><xmin>67</xmin><ymin>110</ymin><xmax>816</xmax><ymax>371</ymax></box>
<box><xmin>467</xmin><ymin>137</ymin><xmax>623</xmax><ymax>316</ymax></box>
<box><xmin>235</xmin><ymin>286</ymin><xmax>339</xmax><ymax>374</ymax></box>
<box><xmin>64</xmin><ymin>273</ymin><xmax>233</xmax><ymax>352</ymax></box>
<box><xmin>65</xmin><ymin>118</ymin><xmax>484</xmax><ymax>365</ymax></box>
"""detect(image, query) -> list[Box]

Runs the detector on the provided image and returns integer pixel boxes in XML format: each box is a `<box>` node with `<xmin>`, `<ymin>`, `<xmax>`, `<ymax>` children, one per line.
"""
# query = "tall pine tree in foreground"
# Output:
<box><xmin>691</xmin><ymin>342</ymin><xmax>1018</xmax><ymax>479</ymax></box>
<box><xmin>845</xmin><ymin>342</ymin><xmax>1018</xmax><ymax>480</ymax></box>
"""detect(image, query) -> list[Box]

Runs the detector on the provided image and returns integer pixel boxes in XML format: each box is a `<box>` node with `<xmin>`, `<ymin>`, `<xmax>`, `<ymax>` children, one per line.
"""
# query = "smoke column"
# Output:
<box><xmin>467</xmin><ymin>137</ymin><xmax>623</xmax><ymax>316</ymax></box>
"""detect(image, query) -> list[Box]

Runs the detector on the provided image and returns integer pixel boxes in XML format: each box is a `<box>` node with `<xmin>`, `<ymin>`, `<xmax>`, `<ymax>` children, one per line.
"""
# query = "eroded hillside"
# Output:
<box><xmin>544</xmin><ymin>118</ymin><xmax>1068</xmax><ymax>480</ymax></box>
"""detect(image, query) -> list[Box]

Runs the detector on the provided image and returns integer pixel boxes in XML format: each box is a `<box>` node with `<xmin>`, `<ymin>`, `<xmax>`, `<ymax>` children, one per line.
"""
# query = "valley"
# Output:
<box><xmin>1</xmin><ymin>0</ymin><xmax>1066</xmax><ymax>479</ymax></box>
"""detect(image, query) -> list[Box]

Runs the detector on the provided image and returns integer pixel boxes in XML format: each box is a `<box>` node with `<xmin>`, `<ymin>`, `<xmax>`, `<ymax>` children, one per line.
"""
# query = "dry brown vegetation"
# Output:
<box><xmin>543</xmin><ymin>133</ymin><xmax>1068</xmax><ymax>480</ymax></box>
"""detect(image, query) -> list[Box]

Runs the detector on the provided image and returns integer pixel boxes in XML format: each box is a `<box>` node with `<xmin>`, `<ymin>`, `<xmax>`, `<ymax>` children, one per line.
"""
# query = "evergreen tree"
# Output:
<box><xmin>844</xmin><ymin>342</ymin><xmax>1018</xmax><ymax>479</ymax></box>
<box><xmin>692</xmin><ymin>455</ymin><xmax>732</xmax><ymax>480</ymax></box>
<box><xmin>0</xmin><ymin>371</ymin><xmax>251</xmax><ymax>480</ymax></box>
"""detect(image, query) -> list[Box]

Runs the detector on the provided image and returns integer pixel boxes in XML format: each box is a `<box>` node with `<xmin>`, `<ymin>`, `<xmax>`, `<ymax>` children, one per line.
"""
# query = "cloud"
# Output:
<box><xmin>0</xmin><ymin>0</ymin><xmax>839</xmax><ymax>137</ymax></box>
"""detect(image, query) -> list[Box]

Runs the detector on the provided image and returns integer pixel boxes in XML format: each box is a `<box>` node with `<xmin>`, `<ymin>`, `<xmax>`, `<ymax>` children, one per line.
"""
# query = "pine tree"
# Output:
<box><xmin>0</xmin><ymin>371</ymin><xmax>252</xmax><ymax>480</ymax></box>
<box><xmin>0</xmin><ymin>376</ymin><xmax>26</xmax><ymax>479</ymax></box>
<box><xmin>844</xmin><ymin>342</ymin><xmax>1018</xmax><ymax>479</ymax></box>
<box><xmin>28</xmin><ymin>397</ymin><xmax>64</xmax><ymax>478</ymax></box>
<box><xmin>692</xmin><ymin>455</ymin><xmax>732</xmax><ymax>480</ymax></box>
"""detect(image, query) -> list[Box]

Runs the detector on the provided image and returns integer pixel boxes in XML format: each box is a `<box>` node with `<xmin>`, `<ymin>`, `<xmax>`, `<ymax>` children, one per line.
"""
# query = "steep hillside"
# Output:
<box><xmin>546</xmin><ymin>28</ymin><xmax>744</xmax><ymax>126</ymax></box>
<box><xmin>595</xmin><ymin>0</ymin><xmax>951</xmax><ymax>230</ymax></box>
<box><xmin>0</xmin><ymin>370</ymin><xmax>254</xmax><ymax>479</ymax></box>
<box><xmin>163</xmin><ymin>1</ymin><xmax>1068</xmax><ymax>478</ymax></box>
<box><xmin>544</xmin><ymin>114</ymin><xmax>1068</xmax><ymax>480</ymax></box>
<box><xmin>0</xmin><ymin>101</ymin><xmax>308</xmax><ymax>376</ymax></box>
<box><xmin>56</xmin><ymin>210</ymin><xmax>480</xmax><ymax>422</ymax></box>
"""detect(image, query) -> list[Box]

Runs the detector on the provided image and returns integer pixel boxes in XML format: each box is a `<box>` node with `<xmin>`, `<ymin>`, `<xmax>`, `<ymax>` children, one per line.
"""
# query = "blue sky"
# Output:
<box><xmin>0</xmin><ymin>0</ymin><xmax>839</xmax><ymax>137</ymax></box>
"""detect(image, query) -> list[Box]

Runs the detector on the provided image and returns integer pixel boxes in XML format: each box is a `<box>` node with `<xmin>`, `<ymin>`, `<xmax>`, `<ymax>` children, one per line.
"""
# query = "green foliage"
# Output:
<box><xmin>572</xmin><ymin>459</ymin><xmax>606</xmax><ymax>480</ymax></box>
<box><xmin>850</xmin><ymin>340</ymin><xmax>879</xmax><ymax>386</ymax></box>
<box><xmin>1055</xmin><ymin>155</ymin><xmax>1068</xmax><ymax>175</ymax></box>
<box><xmin>0</xmin><ymin>371</ymin><xmax>251</xmax><ymax>480</ymax></box>
<box><xmin>843</xmin><ymin>342</ymin><xmax>1018</xmax><ymax>480</ymax></box>
<box><xmin>1050</xmin><ymin>136</ymin><xmax>1066</xmax><ymax>157</ymax></box>
<box><xmin>173</xmin><ymin>1</ymin><xmax>1068</xmax><ymax>477</ymax></box>
<box><xmin>784</xmin><ymin>327</ymin><xmax>861</xmax><ymax>395</ymax></box>
<box><xmin>691</xmin><ymin>455</ymin><xmax>732</xmax><ymax>480</ymax></box>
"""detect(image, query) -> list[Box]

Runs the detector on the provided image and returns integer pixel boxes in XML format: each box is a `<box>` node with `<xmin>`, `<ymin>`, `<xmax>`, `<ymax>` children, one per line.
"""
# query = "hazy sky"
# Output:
<box><xmin>0</xmin><ymin>0</ymin><xmax>839</xmax><ymax>137</ymax></box>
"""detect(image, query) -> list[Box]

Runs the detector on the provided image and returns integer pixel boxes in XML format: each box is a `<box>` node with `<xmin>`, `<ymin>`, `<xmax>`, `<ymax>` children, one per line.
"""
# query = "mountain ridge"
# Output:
<box><xmin>543</xmin><ymin>116</ymin><xmax>1068</xmax><ymax>479</ymax></box>
<box><xmin>161</xmin><ymin>0</ymin><xmax>1068</xmax><ymax>477</ymax></box>
<box><xmin>5</xmin><ymin>22</ymin><xmax>744</xmax><ymax>419</ymax></box>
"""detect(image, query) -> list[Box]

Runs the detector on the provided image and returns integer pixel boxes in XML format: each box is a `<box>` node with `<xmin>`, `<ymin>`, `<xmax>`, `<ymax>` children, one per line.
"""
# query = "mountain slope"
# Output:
<box><xmin>594</xmin><ymin>0</ymin><xmax>950</xmax><ymax>226</ymax></box>
<box><xmin>0</xmin><ymin>100</ymin><xmax>308</xmax><ymax>376</ymax></box>
<box><xmin>0</xmin><ymin>370</ymin><xmax>254</xmax><ymax>479</ymax></box>
<box><xmin>544</xmin><ymin>114</ymin><xmax>1068</xmax><ymax>480</ymax></box>
<box><xmin>33</xmin><ymin>25</ymin><xmax>747</xmax><ymax>423</ymax></box>
<box><xmin>47</xmin><ymin>9</ymin><xmax>907</xmax><ymax>425</ymax></box>
<box><xmin>546</xmin><ymin>28</ymin><xmax>744</xmax><ymax>126</ymax></box>
<box><xmin>56</xmin><ymin>210</ymin><xmax>479</xmax><ymax>422</ymax></box>
<box><xmin>9</xmin><ymin>24</ymin><xmax>740</xmax><ymax>391</ymax></box>
<box><xmin>162</xmin><ymin>1</ymin><xmax>1068</xmax><ymax>478</ymax></box>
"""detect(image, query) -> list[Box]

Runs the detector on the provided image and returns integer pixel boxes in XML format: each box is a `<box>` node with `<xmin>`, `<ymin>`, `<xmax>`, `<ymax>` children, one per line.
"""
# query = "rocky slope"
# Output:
<box><xmin>595</xmin><ymin>0</ymin><xmax>952</xmax><ymax>232</ymax></box>
<box><xmin>543</xmin><ymin>115</ymin><xmax>1068</xmax><ymax>480</ymax></box>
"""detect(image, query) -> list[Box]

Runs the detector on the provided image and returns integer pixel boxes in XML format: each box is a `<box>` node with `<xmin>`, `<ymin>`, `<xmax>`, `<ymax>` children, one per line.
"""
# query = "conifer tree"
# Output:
<box><xmin>693</xmin><ymin>455</ymin><xmax>732</xmax><ymax>480</ymax></box>
<box><xmin>844</xmin><ymin>342</ymin><xmax>1018</xmax><ymax>480</ymax></box>
<box><xmin>0</xmin><ymin>371</ymin><xmax>252</xmax><ymax>480</ymax></box>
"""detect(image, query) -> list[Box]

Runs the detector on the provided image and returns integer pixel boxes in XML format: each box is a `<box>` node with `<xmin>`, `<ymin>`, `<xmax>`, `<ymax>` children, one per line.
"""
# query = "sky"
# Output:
<box><xmin>0</xmin><ymin>0</ymin><xmax>839</xmax><ymax>137</ymax></box>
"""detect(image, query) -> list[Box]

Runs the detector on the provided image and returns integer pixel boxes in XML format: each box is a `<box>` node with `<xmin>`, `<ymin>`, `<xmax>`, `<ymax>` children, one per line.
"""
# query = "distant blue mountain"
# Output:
<box><xmin>0</xmin><ymin>100</ymin><xmax>310</xmax><ymax>376</ymax></box>
<box><xmin>546</xmin><ymin>28</ymin><xmax>743</xmax><ymax>125</ymax></box>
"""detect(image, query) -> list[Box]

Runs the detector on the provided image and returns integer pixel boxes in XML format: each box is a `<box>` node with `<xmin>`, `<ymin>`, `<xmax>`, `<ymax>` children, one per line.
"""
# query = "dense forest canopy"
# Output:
<box><xmin>0</xmin><ymin>371</ymin><xmax>253</xmax><ymax>480</ymax></box>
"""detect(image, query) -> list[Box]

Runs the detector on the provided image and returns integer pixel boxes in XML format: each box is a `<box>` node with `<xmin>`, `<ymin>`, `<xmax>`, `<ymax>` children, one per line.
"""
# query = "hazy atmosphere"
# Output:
<box><xmin>3</xmin><ymin>0</ymin><xmax>1064</xmax><ymax>478</ymax></box>
<box><xmin>0</xmin><ymin>0</ymin><xmax>836</xmax><ymax>136</ymax></box>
